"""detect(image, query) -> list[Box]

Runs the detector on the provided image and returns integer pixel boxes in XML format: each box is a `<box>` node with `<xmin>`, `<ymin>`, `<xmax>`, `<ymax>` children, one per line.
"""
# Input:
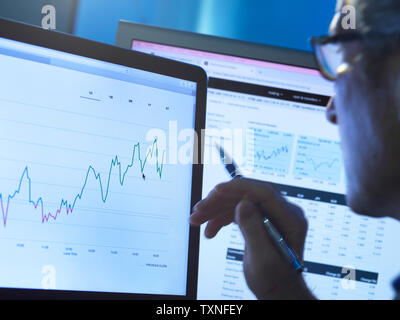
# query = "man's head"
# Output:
<box><xmin>323</xmin><ymin>0</ymin><xmax>400</xmax><ymax>218</ymax></box>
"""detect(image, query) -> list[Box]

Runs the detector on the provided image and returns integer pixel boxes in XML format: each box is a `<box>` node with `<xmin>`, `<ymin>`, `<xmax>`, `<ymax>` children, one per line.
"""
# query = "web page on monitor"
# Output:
<box><xmin>132</xmin><ymin>40</ymin><xmax>400</xmax><ymax>300</ymax></box>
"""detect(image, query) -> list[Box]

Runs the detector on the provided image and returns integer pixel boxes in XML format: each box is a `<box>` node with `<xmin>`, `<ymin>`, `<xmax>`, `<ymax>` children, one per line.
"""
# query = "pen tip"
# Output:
<box><xmin>214</xmin><ymin>143</ymin><xmax>225</xmax><ymax>159</ymax></box>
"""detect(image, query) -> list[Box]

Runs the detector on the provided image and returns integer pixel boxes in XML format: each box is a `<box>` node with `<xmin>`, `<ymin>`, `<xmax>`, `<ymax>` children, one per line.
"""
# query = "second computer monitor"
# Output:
<box><xmin>116</xmin><ymin>21</ymin><xmax>400</xmax><ymax>300</ymax></box>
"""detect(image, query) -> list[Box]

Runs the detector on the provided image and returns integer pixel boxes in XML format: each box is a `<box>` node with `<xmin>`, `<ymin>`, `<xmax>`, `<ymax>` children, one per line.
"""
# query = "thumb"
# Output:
<box><xmin>235</xmin><ymin>200</ymin><xmax>274</xmax><ymax>255</ymax></box>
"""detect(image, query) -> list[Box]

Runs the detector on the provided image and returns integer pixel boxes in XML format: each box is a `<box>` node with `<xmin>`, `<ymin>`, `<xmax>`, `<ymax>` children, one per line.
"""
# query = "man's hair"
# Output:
<box><xmin>356</xmin><ymin>0</ymin><xmax>400</xmax><ymax>35</ymax></box>
<box><xmin>339</xmin><ymin>0</ymin><xmax>400</xmax><ymax>81</ymax></box>
<box><xmin>352</xmin><ymin>0</ymin><xmax>400</xmax><ymax>113</ymax></box>
<box><xmin>355</xmin><ymin>0</ymin><xmax>400</xmax><ymax>55</ymax></box>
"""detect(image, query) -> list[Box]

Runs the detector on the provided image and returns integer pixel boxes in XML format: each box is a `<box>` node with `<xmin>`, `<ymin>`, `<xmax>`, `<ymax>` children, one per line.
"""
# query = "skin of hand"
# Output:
<box><xmin>190</xmin><ymin>177</ymin><xmax>315</xmax><ymax>300</ymax></box>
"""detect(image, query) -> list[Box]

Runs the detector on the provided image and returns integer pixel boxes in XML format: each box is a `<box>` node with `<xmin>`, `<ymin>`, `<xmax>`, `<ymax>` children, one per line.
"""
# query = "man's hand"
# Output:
<box><xmin>190</xmin><ymin>178</ymin><xmax>315</xmax><ymax>300</ymax></box>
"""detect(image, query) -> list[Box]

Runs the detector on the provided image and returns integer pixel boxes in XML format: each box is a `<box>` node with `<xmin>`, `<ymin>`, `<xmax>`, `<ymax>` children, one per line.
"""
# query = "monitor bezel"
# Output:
<box><xmin>0</xmin><ymin>18</ymin><xmax>207</xmax><ymax>300</ymax></box>
<box><xmin>115</xmin><ymin>20</ymin><xmax>319</xmax><ymax>71</ymax></box>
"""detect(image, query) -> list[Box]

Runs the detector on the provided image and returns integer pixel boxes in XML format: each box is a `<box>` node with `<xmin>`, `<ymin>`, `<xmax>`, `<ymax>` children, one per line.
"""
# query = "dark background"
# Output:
<box><xmin>0</xmin><ymin>0</ymin><xmax>336</xmax><ymax>51</ymax></box>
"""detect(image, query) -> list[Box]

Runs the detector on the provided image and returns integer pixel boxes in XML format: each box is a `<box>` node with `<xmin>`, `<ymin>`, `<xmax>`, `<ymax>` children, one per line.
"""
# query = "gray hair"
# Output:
<box><xmin>350</xmin><ymin>0</ymin><xmax>400</xmax><ymax>110</ymax></box>
<box><xmin>355</xmin><ymin>0</ymin><xmax>400</xmax><ymax>35</ymax></box>
<box><xmin>342</xmin><ymin>0</ymin><xmax>400</xmax><ymax>66</ymax></box>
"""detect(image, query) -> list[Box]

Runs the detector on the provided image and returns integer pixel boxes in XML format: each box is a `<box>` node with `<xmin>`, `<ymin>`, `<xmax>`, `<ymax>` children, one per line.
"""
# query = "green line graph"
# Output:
<box><xmin>1</xmin><ymin>137</ymin><xmax>166</xmax><ymax>226</ymax></box>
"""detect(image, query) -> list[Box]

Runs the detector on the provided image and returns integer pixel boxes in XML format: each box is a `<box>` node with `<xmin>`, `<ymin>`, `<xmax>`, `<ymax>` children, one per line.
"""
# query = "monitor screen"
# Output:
<box><xmin>131</xmin><ymin>39</ymin><xmax>400</xmax><ymax>300</ymax></box>
<box><xmin>0</xmin><ymin>35</ymin><xmax>199</xmax><ymax>297</ymax></box>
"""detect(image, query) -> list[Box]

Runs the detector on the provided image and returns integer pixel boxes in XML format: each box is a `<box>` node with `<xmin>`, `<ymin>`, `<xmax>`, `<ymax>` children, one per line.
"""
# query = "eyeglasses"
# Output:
<box><xmin>310</xmin><ymin>33</ymin><xmax>364</xmax><ymax>81</ymax></box>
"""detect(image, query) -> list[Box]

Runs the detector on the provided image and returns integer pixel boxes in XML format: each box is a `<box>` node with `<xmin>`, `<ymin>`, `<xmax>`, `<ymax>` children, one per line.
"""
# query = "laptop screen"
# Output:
<box><xmin>0</xmin><ymin>36</ymin><xmax>198</xmax><ymax>296</ymax></box>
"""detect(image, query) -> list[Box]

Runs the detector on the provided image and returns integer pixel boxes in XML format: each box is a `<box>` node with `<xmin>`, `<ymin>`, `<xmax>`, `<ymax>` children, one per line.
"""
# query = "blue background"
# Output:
<box><xmin>1</xmin><ymin>0</ymin><xmax>337</xmax><ymax>52</ymax></box>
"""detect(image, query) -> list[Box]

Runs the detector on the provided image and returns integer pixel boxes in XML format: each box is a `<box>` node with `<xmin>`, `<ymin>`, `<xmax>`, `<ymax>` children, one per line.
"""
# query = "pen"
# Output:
<box><xmin>215</xmin><ymin>143</ymin><xmax>304</xmax><ymax>272</ymax></box>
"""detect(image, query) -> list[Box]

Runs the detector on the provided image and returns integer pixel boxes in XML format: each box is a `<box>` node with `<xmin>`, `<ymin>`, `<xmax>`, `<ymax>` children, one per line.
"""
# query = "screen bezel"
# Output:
<box><xmin>0</xmin><ymin>18</ymin><xmax>207</xmax><ymax>300</ymax></box>
<box><xmin>116</xmin><ymin>20</ymin><xmax>319</xmax><ymax>71</ymax></box>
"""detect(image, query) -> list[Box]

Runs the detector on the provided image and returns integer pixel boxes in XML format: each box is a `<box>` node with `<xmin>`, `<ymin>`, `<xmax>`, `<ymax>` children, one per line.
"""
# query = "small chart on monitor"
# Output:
<box><xmin>247</xmin><ymin>126</ymin><xmax>295</xmax><ymax>175</ymax></box>
<box><xmin>293</xmin><ymin>135</ymin><xmax>342</xmax><ymax>183</ymax></box>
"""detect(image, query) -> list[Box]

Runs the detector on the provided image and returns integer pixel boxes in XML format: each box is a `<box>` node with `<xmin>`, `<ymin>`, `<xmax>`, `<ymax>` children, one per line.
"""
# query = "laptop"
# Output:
<box><xmin>0</xmin><ymin>18</ymin><xmax>207</xmax><ymax>299</ymax></box>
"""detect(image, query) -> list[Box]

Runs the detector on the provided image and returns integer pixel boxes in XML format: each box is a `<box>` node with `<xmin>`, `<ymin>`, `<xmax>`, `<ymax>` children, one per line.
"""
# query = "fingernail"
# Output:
<box><xmin>193</xmin><ymin>201</ymin><xmax>202</xmax><ymax>211</ymax></box>
<box><xmin>189</xmin><ymin>213</ymin><xmax>200</xmax><ymax>225</ymax></box>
